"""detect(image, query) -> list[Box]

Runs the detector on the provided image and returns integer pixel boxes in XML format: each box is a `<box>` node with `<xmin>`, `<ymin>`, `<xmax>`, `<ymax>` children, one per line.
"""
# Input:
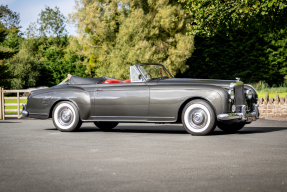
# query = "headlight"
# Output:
<box><xmin>228</xmin><ymin>89</ymin><xmax>235</xmax><ymax>100</ymax></box>
<box><xmin>245</xmin><ymin>89</ymin><xmax>252</xmax><ymax>100</ymax></box>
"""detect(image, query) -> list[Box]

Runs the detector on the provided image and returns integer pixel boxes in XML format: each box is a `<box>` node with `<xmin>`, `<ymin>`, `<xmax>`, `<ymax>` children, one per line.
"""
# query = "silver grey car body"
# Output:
<box><xmin>22</xmin><ymin>63</ymin><xmax>259</xmax><ymax>135</ymax></box>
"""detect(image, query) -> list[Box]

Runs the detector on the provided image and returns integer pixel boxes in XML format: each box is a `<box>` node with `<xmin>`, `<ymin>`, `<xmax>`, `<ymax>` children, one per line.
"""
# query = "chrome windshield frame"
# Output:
<box><xmin>130</xmin><ymin>66</ymin><xmax>146</xmax><ymax>82</ymax></box>
<box><xmin>135</xmin><ymin>63</ymin><xmax>174</xmax><ymax>81</ymax></box>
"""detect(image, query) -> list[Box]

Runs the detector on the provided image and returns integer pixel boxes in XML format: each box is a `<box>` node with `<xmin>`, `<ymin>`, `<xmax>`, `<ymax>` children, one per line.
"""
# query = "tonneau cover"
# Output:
<box><xmin>67</xmin><ymin>76</ymin><xmax>121</xmax><ymax>85</ymax></box>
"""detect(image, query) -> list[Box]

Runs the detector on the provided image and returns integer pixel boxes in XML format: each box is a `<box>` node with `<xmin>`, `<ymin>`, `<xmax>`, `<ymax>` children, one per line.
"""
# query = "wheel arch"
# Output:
<box><xmin>49</xmin><ymin>99</ymin><xmax>80</xmax><ymax>118</ymax></box>
<box><xmin>176</xmin><ymin>97</ymin><xmax>217</xmax><ymax>123</ymax></box>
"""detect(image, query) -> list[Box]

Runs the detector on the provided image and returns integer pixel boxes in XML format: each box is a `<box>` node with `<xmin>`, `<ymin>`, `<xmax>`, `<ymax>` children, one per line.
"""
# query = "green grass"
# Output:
<box><xmin>257</xmin><ymin>92</ymin><xmax>287</xmax><ymax>99</ymax></box>
<box><xmin>251</xmin><ymin>81</ymin><xmax>287</xmax><ymax>99</ymax></box>
<box><xmin>4</xmin><ymin>98</ymin><xmax>27</xmax><ymax>113</ymax></box>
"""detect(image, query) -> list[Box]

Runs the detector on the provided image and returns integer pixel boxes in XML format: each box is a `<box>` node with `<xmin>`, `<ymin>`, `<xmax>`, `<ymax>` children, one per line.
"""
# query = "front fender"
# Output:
<box><xmin>177</xmin><ymin>88</ymin><xmax>228</xmax><ymax>117</ymax></box>
<box><xmin>50</xmin><ymin>88</ymin><xmax>91</xmax><ymax>120</ymax></box>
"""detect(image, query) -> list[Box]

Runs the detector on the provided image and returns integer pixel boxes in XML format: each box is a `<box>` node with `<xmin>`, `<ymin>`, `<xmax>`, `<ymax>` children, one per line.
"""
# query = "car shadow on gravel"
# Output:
<box><xmin>99</xmin><ymin>127</ymin><xmax>287</xmax><ymax>135</ymax></box>
<box><xmin>77</xmin><ymin>127</ymin><xmax>187</xmax><ymax>134</ymax></box>
<box><xmin>44</xmin><ymin>125</ymin><xmax>287</xmax><ymax>135</ymax></box>
<box><xmin>211</xmin><ymin>127</ymin><xmax>287</xmax><ymax>135</ymax></box>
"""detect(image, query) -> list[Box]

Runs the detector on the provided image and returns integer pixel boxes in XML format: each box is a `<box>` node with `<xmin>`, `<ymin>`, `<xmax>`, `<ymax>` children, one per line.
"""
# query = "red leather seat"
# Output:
<box><xmin>123</xmin><ymin>79</ymin><xmax>131</xmax><ymax>83</ymax></box>
<box><xmin>103</xmin><ymin>80</ymin><xmax>123</xmax><ymax>84</ymax></box>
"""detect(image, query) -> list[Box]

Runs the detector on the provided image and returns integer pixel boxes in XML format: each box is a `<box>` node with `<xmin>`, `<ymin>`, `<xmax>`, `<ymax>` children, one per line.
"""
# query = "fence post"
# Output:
<box><xmin>17</xmin><ymin>91</ymin><xmax>20</xmax><ymax>118</ymax></box>
<box><xmin>1</xmin><ymin>88</ymin><xmax>4</xmax><ymax>120</ymax></box>
<box><xmin>0</xmin><ymin>87</ymin><xmax>2</xmax><ymax>120</ymax></box>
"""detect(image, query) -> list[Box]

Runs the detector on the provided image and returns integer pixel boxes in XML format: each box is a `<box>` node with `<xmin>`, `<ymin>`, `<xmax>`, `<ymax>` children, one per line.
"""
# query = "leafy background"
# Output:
<box><xmin>1</xmin><ymin>1</ymin><xmax>287</xmax><ymax>89</ymax></box>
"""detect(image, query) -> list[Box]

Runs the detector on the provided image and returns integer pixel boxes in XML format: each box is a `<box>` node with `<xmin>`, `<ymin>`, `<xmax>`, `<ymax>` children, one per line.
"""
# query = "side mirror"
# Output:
<box><xmin>138</xmin><ymin>74</ymin><xmax>143</xmax><ymax>80</ymax></box>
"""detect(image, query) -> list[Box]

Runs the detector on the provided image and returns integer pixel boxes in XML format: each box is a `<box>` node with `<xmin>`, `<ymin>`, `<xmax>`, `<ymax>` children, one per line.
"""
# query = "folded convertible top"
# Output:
<box><xmin>67</xmin><ymin>76</ymin><xmax>120</xmax><ymax>85</ymax></box>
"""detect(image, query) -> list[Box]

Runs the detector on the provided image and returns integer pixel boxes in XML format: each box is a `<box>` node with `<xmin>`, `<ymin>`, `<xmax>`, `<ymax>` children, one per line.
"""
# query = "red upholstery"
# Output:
<box><xmin>103</xmin><ymin>80</ymin><xmax>123</xmax><ymax>84</ymax></box>
<box><xmin>123</xmin><ymin>79</ymin><xmax>131</xmax><ymax>83</ymax></box>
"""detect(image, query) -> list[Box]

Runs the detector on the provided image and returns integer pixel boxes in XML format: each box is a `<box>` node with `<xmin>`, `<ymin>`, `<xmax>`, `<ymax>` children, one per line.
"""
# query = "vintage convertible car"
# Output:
<box><xmin>22</xmin><ymin>63</ymin><xmax>259</xmax><ymax>135</ymax></box>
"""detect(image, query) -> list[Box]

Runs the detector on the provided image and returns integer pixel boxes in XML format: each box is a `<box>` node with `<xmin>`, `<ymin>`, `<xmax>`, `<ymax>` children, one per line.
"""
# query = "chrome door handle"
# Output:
<box><xmin>96</xmin><ymin>89</ymin><xmax>103</xmax><ymax>91</ymax></box>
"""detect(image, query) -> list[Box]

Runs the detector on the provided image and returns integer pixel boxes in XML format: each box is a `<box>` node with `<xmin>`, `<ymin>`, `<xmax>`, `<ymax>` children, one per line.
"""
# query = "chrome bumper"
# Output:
<box><xmin>22</xmin><ymin>104</ymin><xmax>29</xmax><ymax>117</ymax></box>
<box><xmin>217</xmin><ymin>104</ymin><xmax>259</xmax><ymax>123</ymax></box>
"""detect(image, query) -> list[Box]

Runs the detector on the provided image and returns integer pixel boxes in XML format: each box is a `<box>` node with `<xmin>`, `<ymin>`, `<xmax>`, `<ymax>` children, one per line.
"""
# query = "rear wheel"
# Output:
<box><xmin>94</xmin><ymin>122</ymin><xmax>118</xmax><ymax>131</ymax></box>
<box><xmin>217</xmin><ymin>122</ymin><xmax>245</xmax><ymax>133</ymax></box>
<box><xmin>182</xmin><ymin>99</ymin><xmax>216</xmax><ymax>136</ymax></box>
<box><xmin>52</xmin><ymin>101</ymin><xmax>82</xmax><ymax>132</ymax></box>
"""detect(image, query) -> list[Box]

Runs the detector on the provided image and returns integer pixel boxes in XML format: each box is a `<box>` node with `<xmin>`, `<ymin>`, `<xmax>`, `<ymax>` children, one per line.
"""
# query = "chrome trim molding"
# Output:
<box><xmin>90</xmin><ymin>116</ymin><xmax>175</xmax><ymax>119</ymax></box>
<box><xmin>241</xmin><ymin>105</ymin><xmax>247</xmax><ymax>120</ymax></box>
<box><xmin>82</xmin><ymin>120</ymin><xmax>176</xmax><ymax>123</ymax></box>
<box><xmin>254</xmin><ymin>104</ymin><xmax>260</xmax><ymax>119</ymax></box>
<box><xmin>29</xmin><ymin>113</ymin><xmax>48</xmax><ymax>116</ymax></box>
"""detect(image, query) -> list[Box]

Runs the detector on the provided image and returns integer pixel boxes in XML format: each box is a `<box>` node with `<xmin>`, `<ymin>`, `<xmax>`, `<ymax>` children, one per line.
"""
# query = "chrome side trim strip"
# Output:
<box><xmin>82</xmin><ymin>120</ymin><xmax>176</xmax><ymax>122</ymax></box>
<box><xmin>29</xmin><ymin>113</ymin><xmax>48</xmax><ymax>116</ymax></box>
<box><xmin>90</xmin><ymin>116</ymin><xmax>175</xmax><ymax>119</ymax></box>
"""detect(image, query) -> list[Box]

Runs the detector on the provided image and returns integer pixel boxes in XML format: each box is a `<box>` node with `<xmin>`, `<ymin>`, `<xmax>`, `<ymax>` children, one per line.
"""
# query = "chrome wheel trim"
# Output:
<box><xmin>57</xmin><ymin>107</ymin><xmax>74</xmax><ymax>127</ymax></box>
<box><xmin>53</xmin><ymin>103</ymin><xmax>76</xmax><ymax>130</ymax></box>
<box><xmin>184</xmin><ymin>103</ymin><xmax>211</xmax><ymax>133</ymax></box>
<box><xmin>188</xmin><ymin>108</ymin><xmax>208</xmax><ymax>129</ymax></box>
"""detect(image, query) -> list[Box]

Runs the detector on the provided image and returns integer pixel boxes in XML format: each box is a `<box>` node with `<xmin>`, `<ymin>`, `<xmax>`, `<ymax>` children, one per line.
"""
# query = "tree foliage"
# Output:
<box><xmin>38</xmin><ymin>6</ymin><xmax>67</xmax><ymax>39</ymax></box>
<box><xmin>0</xmin><ymin>4</ymin><xmax>20</xmax><ymax>29</ymax></box>
<box><xmin>2</xmin><ymin>1</ymin><xmax>287</xmax><ymax>89</ymax></box>
<box><xmin>177</xmin><ymin>29</ymin><xmax>287</xmax><ymax>86</ymax></box>
<box><xmin>179</xmin><ymin>0</ymin><xmax>287</xmax><ymax>36</ymax></box>
<box><xmin>6</xmin><ymin>49</ymin><xmax>41</xmax><ymax>89</ymax></box>
<box><xmin>176</xmin><ymin>0</ymin><xmax>287</xmax><ymax>85</ymax></box>
<box><xmin>37</xmin><ymin>36</ymin><xmax>89</xmax><ymax>86</ymax></box>
<box><xmin>0</xmin><ymin>5</ymin><xmax>88</xmax><ymax>89</ymax></box>
<box><xmin>0</xmin><ymin>4</ymin><xmax>21</xmax><ymax>88</ymax></box>
<box><xmin>71</xmin><ymin>0</ymin><xmax>194</xmax><ymax>79</ymax></box>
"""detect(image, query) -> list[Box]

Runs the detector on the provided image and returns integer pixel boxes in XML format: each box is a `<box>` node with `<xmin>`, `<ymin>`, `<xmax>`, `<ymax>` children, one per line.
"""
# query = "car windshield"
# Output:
<box><xmin>139</xmin><ymin>64</ymin><xmax>173</xmax><ymax>80</ymax></box>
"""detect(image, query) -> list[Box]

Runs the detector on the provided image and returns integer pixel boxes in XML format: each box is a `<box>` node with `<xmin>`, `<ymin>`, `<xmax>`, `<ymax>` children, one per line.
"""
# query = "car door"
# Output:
<box><xmin>91</xmin><ymin>82</ymin><xmax>149</xmax><ymax>121</ymax></box>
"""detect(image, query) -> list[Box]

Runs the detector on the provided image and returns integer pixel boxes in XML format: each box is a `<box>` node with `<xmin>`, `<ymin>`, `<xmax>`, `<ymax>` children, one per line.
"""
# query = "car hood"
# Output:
<box><xmin>155</xmin><ymin>78</ymin><xmax>239</xmax><ymax>89</ymax></box>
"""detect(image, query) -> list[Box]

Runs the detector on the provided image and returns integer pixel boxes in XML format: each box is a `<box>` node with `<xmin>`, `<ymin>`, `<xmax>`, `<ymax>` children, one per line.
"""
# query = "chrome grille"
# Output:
<box><xmin>234</xmin><ymin>85</ymin><xmax>245</xmax><ymax>106</ymax></box>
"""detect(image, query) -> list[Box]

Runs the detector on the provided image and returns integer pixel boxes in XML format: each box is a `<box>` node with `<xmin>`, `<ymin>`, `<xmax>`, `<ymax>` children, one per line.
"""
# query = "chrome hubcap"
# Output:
<box><xmin>189</xmin><ymin>108</ymin><xmax>208</xmax><ymax>129</ymax></box>
<box><xmin>58</xmin><ymin>107</ymin><xmax>74</xmax><ymax>127</ymax></box>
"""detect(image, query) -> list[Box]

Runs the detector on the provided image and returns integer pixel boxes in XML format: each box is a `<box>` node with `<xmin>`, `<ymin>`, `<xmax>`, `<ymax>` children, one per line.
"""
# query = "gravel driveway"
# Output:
<box><xmin>0</xmin><ymin>118</ymin><xmax>287</xmax><ymax>192</ymax></box>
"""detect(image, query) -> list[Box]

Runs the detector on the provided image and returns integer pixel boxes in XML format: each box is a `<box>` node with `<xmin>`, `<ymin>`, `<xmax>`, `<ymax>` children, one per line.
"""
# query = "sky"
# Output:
<box><xmin>3</xmin><ymin>0</ymin><xmax>78</xmax><ymax>36</ymax></box>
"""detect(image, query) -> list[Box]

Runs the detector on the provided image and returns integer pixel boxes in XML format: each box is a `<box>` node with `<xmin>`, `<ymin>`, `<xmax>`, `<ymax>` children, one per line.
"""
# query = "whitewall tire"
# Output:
<box><xmin>52</xmin><ymin>101</ymin><xmax>82</xmax><ymax>132</ymax></box>
<box><xmin>182</xmin><ymin>99</ymin><xmax>216</xmax><ymax>136</ymax></box>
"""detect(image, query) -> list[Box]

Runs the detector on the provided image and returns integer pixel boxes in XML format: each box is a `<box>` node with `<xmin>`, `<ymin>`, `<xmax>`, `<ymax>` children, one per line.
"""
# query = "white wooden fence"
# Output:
<box><xmin>0</xmin><ymin>74</ymin><xmax>72</xmax><ymax>120</ymax></box>
<box><xmin>0</xmin><ymin>88</ymin><xmax>32</xmax><ymax>120</ymax></box>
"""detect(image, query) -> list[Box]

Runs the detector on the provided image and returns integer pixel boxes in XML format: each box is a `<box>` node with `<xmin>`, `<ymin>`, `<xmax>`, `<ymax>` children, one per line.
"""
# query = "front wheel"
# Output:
<box><xmin>52</xmin><ymin>101</ymin><xmax>82</xmax><ymax>132</ymax></box>
<box><xmin>182</xmin><ymin>99</ymin><xmax>216</xmax><ymax>136</ymax></box>
<box><xmin>94</xmin><ymin>122</ymin><xmax>118</xmax><ymax>131</ymax></box>
<box><xmin>217</xmin><ymin>122</ymin><xmax>245</xmax><ymax>133</ymax></box>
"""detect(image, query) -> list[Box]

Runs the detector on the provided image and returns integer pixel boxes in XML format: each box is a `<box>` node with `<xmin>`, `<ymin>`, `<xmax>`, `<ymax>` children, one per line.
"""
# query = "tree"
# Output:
<box><xmin>37</xmin><ymin>6</ymin><xmax>67</xmax><ymax>41</ymax></box>
<box><xmin>70</xmin><ymin>0</ymin><xmax>194</xmax><ymax>79</ymax></box>
<box><xmin>0</xmin><ymin>4</ymin><xmax>20</xmax><ymax>29</ymax></box>
<box><xmin>179</xmin><ymin>0</ymin><xmax>287</xmax><ymax>36</ymax></box>
<box><xmin>177</xmin><ymin>29</ymin><xmax>287</xmax><ymax>85</ymax></box>
<box><xmin>0</xmin><ymin>4</ymin><xmax>21</xmax><ymax>88</ymax></box>
<box><xmin>6</xmin><ymin>49</ymin><xmax>41</xmax><ymax>89</ymax></box>
<box><xmin>176</xmin><ymin>0</ymin><xmax>287</xmax><ymax>85</ymax></box>
<box><xmin>23</xmin><ymin>6</ymin><xmax>88</xmax><ymax>87</ymax></box>
<box><xmin>38</xmin><ymin>36</ymin><xmax>89</xmax><ymax>86</ymax></box>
